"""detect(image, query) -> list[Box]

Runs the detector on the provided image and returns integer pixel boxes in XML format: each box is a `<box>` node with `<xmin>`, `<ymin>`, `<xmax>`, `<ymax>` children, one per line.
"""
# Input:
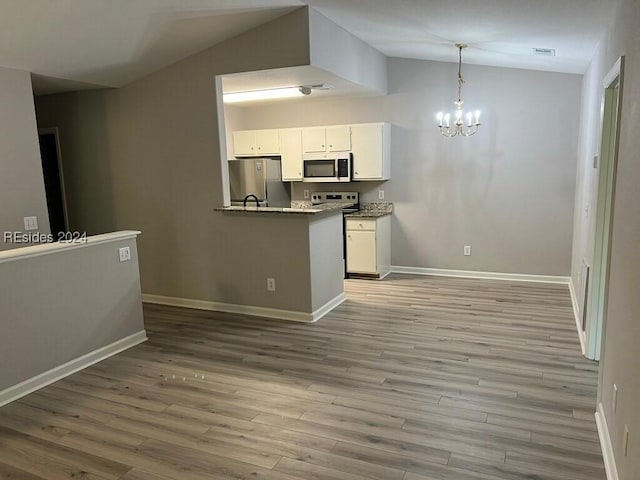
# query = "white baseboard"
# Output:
<box><xmin>311</xmin><ymin>293</ymin><xmax>347</xmax><ymax>321</ymax></box>
<box><xmin>0</xmin><ymin>330</ymin><xmax>147</xmax><ymax>408</ymax></box>
<box><xmin>390</xmin><ymin>265</ymin><xmax>571</xmax><ymax>284</ymax></box>
<box><xmin>569</xmin><ymin>277</ymin><xmax>587</xmax><ymax>355</ymax></box>
<box><xmin>142</xmin><ymin>293</ymin><xmax>346</xmax><ymax>323</ymax></box>
<box><xmin>596</xmin><ymin>402</ymin><xmax>619</xmax><ymax>480</ymax></box>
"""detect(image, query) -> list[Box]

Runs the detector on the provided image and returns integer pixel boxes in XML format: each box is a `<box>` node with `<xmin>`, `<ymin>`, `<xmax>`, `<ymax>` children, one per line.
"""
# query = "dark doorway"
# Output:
<box><xmin>38</xmin><ymin>128</ymin><xmax>68</xmax><ymax>237</ymax></box>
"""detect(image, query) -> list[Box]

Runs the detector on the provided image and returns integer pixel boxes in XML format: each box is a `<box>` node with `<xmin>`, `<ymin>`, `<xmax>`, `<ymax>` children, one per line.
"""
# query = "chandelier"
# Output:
<box><xmin>437</xmin><ymin>44</ymin><xmax>481</xmax><ymax>137</ymax></box>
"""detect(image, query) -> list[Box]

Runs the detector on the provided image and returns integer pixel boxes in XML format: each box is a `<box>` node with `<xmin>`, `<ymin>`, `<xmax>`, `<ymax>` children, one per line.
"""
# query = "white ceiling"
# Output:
<box><xmin>0</xmin><ymin>0</ymin><xmax>301</xmax><ymax>94</ymax></box>
<box><xmin>305</xmin><ymin>0</ymin><xmax>616</xmax><ymax>74</ymax></box>
<box><xmin>0</xmin><ymin>0</ymin><xmax>616</xmax><ymax>95</ymax></box>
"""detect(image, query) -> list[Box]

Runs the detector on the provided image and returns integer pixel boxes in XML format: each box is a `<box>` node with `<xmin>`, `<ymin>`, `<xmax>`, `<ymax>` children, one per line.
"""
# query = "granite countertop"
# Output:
<box><xmin>345</xmin><ymin>201</ymin><xmax>393</xmax><ymax>218</ymax></box>
<box><xmin>215</xmin><ymin>202</ymin><xmax>352</xmax><ymax>215</ymax></box>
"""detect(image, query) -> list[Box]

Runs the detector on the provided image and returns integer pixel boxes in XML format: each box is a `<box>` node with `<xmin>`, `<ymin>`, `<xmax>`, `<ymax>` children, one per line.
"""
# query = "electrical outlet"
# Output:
<box><xmin>303</xmin><ymin>189</ymin><xmax>310</xmax><ymax>199</ymax></box>
<box><xmin>118</xmin><ymin>246</ymin><xmax>131</xmax><ymax>262</ymax></box>
<box><xmin>464</xmin><ymin>245</ymin><xmax>471</xmax><ymax>256</ymax></box>
<box><xmin>623</xmin><ymin>425</ymin><xmax>629</xmax><ymax>456</ymax></box>
<box><xmin>613</xmin><ymin>384</ymin><xmax>618</xmax><ymax>413</ymax></box>
<box><xmin>378</xmin><ymin>190</ymin><xmax>385</xmax><ymax>200</ymax></box>
<box><xmin>267</xmin><ymin>277</ymin><xmax>276</xmax><ymax>292</ymax></box>
<box><xmin>23</xmin><ymin>216</ymin><xmax>38</xmax><ymax>231</ymax></box>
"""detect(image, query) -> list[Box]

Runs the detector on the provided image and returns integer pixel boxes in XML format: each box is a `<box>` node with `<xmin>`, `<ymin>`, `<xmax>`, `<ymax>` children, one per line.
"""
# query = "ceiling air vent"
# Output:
<box><xmin>533</xmin><ymin>48</ymin><xmax>556</xmax><ymax>56</ymax></box>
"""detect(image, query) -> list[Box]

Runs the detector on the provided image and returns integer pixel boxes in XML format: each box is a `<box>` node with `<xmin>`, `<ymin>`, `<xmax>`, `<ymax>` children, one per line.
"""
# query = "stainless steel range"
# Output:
<box><xmin>312</xmin><ymin>191</ymin><xmax>359</xmax><ymax>278</ymax></box>
<box><xmin>311</xmin><ymin>191</ymin><xmax>359</xmax><ymax>212</ymax></box>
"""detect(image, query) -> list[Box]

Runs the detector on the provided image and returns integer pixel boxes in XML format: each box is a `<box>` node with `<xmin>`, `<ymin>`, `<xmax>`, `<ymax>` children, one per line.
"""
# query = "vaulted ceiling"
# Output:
<box><xmin>0</xmin><ymin>0</ymin><xmax>617</xmax><ymax>95</ymax></box>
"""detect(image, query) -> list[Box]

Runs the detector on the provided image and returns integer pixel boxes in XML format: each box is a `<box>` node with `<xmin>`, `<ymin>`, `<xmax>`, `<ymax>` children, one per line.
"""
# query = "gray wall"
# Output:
<box><xmin>233</xmin><ymin>58</ymin><xmax>581</xmax><ymax>276</ymax></box>
<box><xmin>209</xmin><ymin>212</ymin><xmax>343</xmax><ymax>313</ymax></box>
<box><xmin>573</xmin><ymin>0</ymin><xmax>640</xmax><ymax>476</ymax></box>
<box><xmin>0</xmin><ymin>234</ymin><xmax>144</xmax><ymax>392</ymax></box>
<box><xmin>34</xmin><ymin>9</ymin><xmax>321</xmax><ymax>310</ymax></box>
<box><xmin>309</xmin><ymin>213</ymin><xmax>345</xmax><ymax>311</ymax></box>
<box><xmin>308</xmin><ymin>8</ymin><xmax>387</xmax><ymax>94</ymax></box>
<box><xmin>211</xmin><ymin>212</ymin><xmax>339</xmax><ymax>313</ymax></box>
<box><xmin>0</xmin><ymin>66</ymin><xmax>50</xmax><ymax>250</ymax></box>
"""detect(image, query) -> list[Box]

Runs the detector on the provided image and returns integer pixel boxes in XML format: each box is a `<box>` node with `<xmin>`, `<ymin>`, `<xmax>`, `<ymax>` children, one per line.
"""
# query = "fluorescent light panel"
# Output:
<box><xmin>223</xmin><ymin>87</ymin><xmax>303</xmax><ymax>103</ymax></box>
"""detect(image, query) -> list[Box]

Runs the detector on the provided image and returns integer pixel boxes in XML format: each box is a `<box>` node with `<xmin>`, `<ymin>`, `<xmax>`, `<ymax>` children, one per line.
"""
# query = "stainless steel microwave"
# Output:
<box><xmin>303</xmin><ymin>152</ymin><xmax>352</xmax><ymax>182</ymax></box>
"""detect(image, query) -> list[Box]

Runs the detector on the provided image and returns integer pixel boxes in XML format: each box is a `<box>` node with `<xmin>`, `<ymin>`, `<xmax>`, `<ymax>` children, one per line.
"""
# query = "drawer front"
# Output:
<box><xmin>346</xmin><ymin>219</ymin><xmax>376</xmax><ymax>231</ymax></box>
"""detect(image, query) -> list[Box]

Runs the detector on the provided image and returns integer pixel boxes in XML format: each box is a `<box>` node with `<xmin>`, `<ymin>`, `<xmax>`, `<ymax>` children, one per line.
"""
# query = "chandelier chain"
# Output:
<box><xmin>457</xmin><ymin>45</ymin><xmax>464</xmax><ymax>103</ymax></box>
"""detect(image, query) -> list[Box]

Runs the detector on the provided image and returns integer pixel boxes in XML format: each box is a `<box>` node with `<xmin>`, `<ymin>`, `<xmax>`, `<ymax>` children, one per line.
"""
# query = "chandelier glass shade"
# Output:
<box><xmin>437</xmin><ymin>44</ymin><xmax>481</xmax><ymax>137</ymax></box>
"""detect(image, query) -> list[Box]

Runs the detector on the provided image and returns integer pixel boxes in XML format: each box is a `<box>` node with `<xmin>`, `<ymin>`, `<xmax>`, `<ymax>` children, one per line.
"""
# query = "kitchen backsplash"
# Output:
<box><xmin>290</xmin><ymin>182</ymin><xmax>388</xmax><ymax>202</ymax></box>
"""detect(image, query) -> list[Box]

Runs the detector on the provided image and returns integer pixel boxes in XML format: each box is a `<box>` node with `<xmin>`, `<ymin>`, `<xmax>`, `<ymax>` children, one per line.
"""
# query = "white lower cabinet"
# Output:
<box><xmin>346</xmin><ymin>216</ymin><xmax>391</xmax><ymax>278</ymax></box>
<box><xmin>347</xmin><ymin>230</ymin><xmax>377</xmax><ymax>273</ymax></box>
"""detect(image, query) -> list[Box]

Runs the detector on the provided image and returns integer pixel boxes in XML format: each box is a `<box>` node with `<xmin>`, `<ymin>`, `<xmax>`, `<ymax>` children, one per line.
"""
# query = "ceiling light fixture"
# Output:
<box><xmin>223</xmin><ymin>83</ymin><xmax>330</xmax><ymax>103</ymax></box>
<box><xmin>223</xmin><ymin>86</ymin><xmax>305</xmax><ymax>103</ymax></box>
<box><xmin>436</xmin><ymin>44</ymin><xmax>481</xmax><ymax>137</ymax></box>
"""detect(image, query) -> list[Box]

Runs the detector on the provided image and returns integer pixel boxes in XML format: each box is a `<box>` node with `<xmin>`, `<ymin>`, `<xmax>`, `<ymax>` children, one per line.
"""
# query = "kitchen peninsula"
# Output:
<box><xmin>215</xmin><ymin>202</ymin><xmax>346</xmax><ymax>215</ymax></box>
<box><xmin>214</xmin><ymin>205</ymin><xmax>346</xmax><ymax>322</ymax></box>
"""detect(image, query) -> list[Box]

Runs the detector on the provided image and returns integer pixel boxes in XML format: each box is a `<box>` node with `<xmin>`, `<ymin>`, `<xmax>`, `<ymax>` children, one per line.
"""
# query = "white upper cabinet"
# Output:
<box><xmin>279</xmin><ymin>128</ymin><xmax>303</xmax><ymax>181</ymax></box>
<box><xmin>232</xmin><ymin>129</ymin><xmax>279</xmax><ymax>157</ymax></box>
<box><xmin>326</xmin><ymin>126</ymin><xmax>351</xmax><ymax>151</ymax></box>
<box><xmin>231</xmin><ymin>122</ymin><xmax>391</xmax><ymax>181</ymax></box>
<box><xmin>301</xmin><ymin>127</ymin><xmax>326</xmax><ymax>153</ymax></box>
<box><xmin>351</xmin><ymin>123</ymin><xmax>390</xmax><ymax>181</ymax></box>
<box><xmin>232</xmin><ymin>130</ymin><xmax>256</xmax><ymax>156</ymax></box>
<box><xmin>255</xmin><ymin>130</ymin><xmax>280</xmax><ymax>155</ymax></box>
<box><xmin>302</xmin><ymin>125</ymin><xmax>351</xmax><ymax>153</ymax></box>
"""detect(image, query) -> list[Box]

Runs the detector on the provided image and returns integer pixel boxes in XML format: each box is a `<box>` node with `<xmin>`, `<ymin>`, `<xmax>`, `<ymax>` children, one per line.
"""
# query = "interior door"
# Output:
<box><xmin>38</xmin><ymin>129</ymin><xmax>68</xmax><ymax>236</ymax></box>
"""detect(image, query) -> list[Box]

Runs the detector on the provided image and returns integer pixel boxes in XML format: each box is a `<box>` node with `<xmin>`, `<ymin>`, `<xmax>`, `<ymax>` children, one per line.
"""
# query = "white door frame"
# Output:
<box><xmin>585</xmin><ymin>56</ymin><xmax>624</xmax><ymax>360</ymax></box>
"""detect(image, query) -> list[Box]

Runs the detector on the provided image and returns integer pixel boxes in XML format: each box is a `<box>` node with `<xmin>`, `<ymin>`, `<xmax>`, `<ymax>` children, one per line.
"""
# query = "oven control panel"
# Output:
<box><xmin>311</xmin><ymin>191</ymin><xmax>359</xmax><ymax>205</ymax></box>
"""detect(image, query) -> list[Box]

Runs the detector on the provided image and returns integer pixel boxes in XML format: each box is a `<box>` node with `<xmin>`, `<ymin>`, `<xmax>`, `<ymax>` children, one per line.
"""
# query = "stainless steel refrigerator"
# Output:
<box><xmin>228</xmin><ymin>158</ymin><xmax>290</xmax><ymax>207</ymax></box>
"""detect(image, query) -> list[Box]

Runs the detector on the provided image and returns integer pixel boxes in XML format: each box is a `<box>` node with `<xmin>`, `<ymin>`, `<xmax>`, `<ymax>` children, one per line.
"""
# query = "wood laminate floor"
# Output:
<box><xmin>0</xmin><ymin>274</ymin><xmax>605</xmax><ymax>480</ymax></box>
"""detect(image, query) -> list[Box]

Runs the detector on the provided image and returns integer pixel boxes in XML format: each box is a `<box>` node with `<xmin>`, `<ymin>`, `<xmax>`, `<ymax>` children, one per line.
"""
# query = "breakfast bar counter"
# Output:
<box><xmin>215</xmin><ymin>202</ymin><xmax>351</xmax><ymax>215</ymax></box>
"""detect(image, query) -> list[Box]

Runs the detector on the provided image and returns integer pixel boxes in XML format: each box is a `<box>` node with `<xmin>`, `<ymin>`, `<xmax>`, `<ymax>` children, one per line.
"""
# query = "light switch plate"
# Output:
<box><xmin>267</xmin><ymin>278</ymin><xmax>276</xmax><ymax>292</ymax></box>
<box><xmin>464</xmin><ymin>245</ymin><xmax>471</xmax><ymax>256</ymax></box>
<box><xmin>378</xmin><ymin>190</ymin><xmax>385</xmax><ymax>200</ymax></box>
<box><xmin>24</xmin><ymin>216</ymin><xmax>38</xmax><ymax>231</ymax></box>
<box><xmin>119</xmin><ymin>246</ymin><xmax>131</xmax><ymax>262</ymax></box>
